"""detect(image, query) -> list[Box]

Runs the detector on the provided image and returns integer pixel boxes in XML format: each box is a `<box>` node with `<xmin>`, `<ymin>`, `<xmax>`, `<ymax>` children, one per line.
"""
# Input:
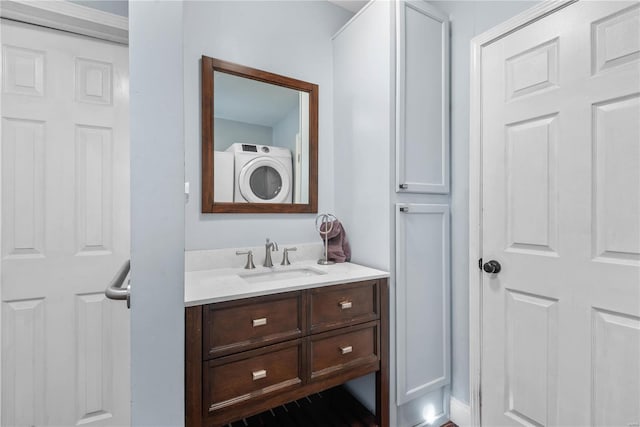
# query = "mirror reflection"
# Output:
<box><xmin>202</xmin><ymin>56</ymin><xmax>318</xmax><ymax>213</ymax></box>
<box><xmin>213</xmin><ymin>71</ymin><xmax>310</xmax><ymax>205</ymax></box>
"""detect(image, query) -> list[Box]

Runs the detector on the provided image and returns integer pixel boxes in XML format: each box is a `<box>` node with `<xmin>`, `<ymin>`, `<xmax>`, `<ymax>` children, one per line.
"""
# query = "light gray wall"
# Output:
<box><xmin>333</xmin><ymin>0</ymin><xmax>392</xmax><ymax>274</ymax></box>
<box><xmin>272</xmin><ymin>105</ymin><xmax>299</xmax><ymax>154</ymax></box>
<box><xmin>429</xmin><ymin>0</ymin><xmax>540</xmax><ymax>405</ymax></box>
<box><xmin>183</xmin><ymin>1</ymin><xmax>353</xmax><ymax>250</ymax></box>
<box><xmin>129</xmin><ymin>1</ymin><xmax>184</xmax><ymax>425</ymax></box>
<box><xmin>69</xmin><ymin>0</ymin><xmax>128</xmax><ymax>17</ymax></box>
<box><xmin>214</xmin><ymin>118</ymin><xmax>273</xmax><ymax>151</ymax></box>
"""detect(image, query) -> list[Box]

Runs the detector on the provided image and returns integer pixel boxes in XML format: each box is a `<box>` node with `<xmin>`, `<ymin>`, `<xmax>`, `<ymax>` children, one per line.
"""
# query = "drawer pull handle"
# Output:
<box><xmin>252</xmin><ymin>318</ymin><xmax>267</xmax><ymax>327</ymax></box>
<box><xmin>340</xmin><ymin>346</ymin><xmax>353</xmax><ymax>355</ymax></box>
<box><xmin>252</xmin><ymin>369</ymin><xmax>267</xmax><ymax>381</ymax></box>
<box><xmin>339</xmin><ymin>301</ymin><xmax>352</xmax><ymax>310</ymax></box>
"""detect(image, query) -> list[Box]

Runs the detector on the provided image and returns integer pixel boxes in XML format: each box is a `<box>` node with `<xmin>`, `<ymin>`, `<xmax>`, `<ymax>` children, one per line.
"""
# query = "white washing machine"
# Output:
<box><xmin>226</xmin><ymin>143</ymin><xmax>293</xmax><ymax>203</ymax></box>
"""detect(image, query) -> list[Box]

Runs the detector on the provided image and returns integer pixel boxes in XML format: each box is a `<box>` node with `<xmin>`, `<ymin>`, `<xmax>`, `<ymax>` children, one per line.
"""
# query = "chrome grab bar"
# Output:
<box><xmin>105</xmin><ymin>259</ymin><xmax>131</xmax><ymax>308</ymax></box>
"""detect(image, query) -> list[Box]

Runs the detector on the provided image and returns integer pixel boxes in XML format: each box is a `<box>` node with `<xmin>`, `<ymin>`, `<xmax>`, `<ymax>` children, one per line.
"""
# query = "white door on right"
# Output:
<box><xmin>481</xmin><ymin>1</ymin><xmax>640</xmax><ymax>426</ymax></box>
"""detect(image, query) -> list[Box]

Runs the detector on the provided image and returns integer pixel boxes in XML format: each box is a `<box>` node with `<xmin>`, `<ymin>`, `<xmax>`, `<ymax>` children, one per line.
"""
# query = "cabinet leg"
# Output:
<box><xmin>376</xmin><ymin>279</ymin><xmax>389</xmax><ymax>427</ymax></box>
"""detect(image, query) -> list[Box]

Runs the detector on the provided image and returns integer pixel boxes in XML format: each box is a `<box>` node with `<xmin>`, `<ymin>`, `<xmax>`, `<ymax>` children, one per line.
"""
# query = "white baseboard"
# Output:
<box><xmin>449</xmin><ymin>397</ymin><xmax>471</xmax><ymax>427</ymax></box>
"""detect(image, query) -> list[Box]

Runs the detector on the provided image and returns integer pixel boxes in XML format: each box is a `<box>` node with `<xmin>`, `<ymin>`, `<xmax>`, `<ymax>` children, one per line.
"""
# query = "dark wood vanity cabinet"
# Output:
<box><xmin>186</xmin><ymin>279</ymin><xmax>389</xmax><ymax>427</ymax></box>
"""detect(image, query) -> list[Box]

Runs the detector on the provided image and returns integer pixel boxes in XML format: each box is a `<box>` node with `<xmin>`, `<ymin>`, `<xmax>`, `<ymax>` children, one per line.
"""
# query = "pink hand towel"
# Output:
<box><xmin>319</xmin><ymin>220</ymin><xmax>351</xmax><ymax>263</ymax></box>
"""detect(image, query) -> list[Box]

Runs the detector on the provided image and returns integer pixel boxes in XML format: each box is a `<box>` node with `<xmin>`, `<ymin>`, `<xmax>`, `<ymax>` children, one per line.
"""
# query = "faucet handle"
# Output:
<box><xmin>236</xmin><ymin>250</ymin><xmax>256</xmax><ymax>269</ymax></box>
<box><xmin>280</xmin><ymin>247</ymin><xmax>297</xmax><ymax>265</ymax></box>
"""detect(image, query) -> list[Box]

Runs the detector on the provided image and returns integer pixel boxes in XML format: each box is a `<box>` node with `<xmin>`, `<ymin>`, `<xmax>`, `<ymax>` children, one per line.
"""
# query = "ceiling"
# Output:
<box><xmin>72</xmin><ymin>0</ymin><xmax>368</xmax><ymax>18</ymax></box>
<box><xmin>214</xmin><ymin>72</ymin><xmax>300</xmax><ymax>127</ymax></box>
<box><xmin>327</xmin><ymin>0</ymin><xmax>369</xmax><ymax>14</ymax></box>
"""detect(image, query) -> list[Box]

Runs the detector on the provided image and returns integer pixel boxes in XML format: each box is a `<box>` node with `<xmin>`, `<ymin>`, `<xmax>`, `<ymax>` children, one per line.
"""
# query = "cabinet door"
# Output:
<box><xmin>396</xmin><ymin>1</ymin><xmax>450</xmax><ymax>194</ymax></box>
<box><xmin>395</xmin><ymin>204</ymin><xmax>450</xmax><ymax>404</ymax></box>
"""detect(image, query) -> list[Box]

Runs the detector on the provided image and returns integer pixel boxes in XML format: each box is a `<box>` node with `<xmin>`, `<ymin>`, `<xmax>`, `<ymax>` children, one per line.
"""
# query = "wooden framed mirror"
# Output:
<box><xmin>201</xmin><ymin>56</ymin><xmax>318</xmax><ymax>213</ymax></box>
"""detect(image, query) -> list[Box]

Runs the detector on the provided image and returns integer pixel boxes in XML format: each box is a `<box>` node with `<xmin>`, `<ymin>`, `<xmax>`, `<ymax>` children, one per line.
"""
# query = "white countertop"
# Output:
<box><xmin>184</xmin><ymin>260</ymin><xmax>389</xmax><ymax>307</ymax></box>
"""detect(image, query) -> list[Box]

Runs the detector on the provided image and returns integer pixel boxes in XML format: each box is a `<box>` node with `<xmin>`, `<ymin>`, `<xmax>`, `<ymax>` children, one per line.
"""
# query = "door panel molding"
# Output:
<box><xmin>1</xmin><ymin>117</ymin><xmax>46</xmax><ymax>259</ymax></box>
<box><xmin>591</xmin><ymin>3</ymin><xmax>640</xmax><ymax>75</ymax></box>
<box><xmin>1</xmin><ymin>298</ymin><xmax>46</xmax><ymax>426</ymax></box>
<box><xmin>504</xmin><ymin>289</ymin><xmax>559</xmax><ymax>426</ymax></box>
<box><xmin>75</xmin><ymin>293</ymin><xmax>115</xmax><ymax>425</ymax></box>
<box><xmin>591</xmin><ymin>307</ymin><xmax>640</xmax><ymax>426</ymax></box>
<box><xmin>591</xmin><ymin>93</ymin><xmax>640</xmax><ymax>266</ymax></box>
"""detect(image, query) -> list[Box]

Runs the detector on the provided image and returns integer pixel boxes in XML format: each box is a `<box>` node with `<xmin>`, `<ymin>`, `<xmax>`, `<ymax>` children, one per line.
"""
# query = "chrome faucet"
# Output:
<box><xmin>263</xmin><ymin>238</ymin><xmax>278</xmax><ymax>267</ymax></box>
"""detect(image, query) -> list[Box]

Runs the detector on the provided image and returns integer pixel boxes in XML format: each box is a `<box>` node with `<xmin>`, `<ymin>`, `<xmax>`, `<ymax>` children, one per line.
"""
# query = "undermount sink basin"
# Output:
<box><xmin>239</xmin><ymin>267</ymin><xmax>326</xmax><ymax>283</ymax></box>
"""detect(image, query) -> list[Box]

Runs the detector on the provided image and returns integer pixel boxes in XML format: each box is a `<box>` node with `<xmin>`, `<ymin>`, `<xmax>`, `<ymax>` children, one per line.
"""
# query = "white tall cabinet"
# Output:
<box><xmin>333</xmin><ymin>1</ymin><xmax>450</xmax><ymax>425</ymax></box>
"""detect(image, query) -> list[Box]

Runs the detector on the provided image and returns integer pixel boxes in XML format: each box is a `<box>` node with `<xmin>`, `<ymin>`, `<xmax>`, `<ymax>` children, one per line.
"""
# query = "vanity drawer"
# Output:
<box><xmin>204</xmin><ymin>291</ymin><xmax>305</xmax><ymax>358</ymax></box>
<box><xmin>310</xmin><ymin>321</ymin><xmax>379</xmax><ymax>381</ymax></box>
<box><xmin>204</xmin><ymin>340</ymin><xmax>303</xmax><ymax>414</ymax></box>
<box><xmin>310</xmin><ymin>280</ymin><xmax>379</xmax><ymax>333</ymax></box>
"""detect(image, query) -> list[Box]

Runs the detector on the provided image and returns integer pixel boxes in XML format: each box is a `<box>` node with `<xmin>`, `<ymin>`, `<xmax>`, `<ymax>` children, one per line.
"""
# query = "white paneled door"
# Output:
<box><xmin>480</xmin><ymin>1</ymin><xmax>640</xmax><ymax>425</ymax></box>
<box><xmin>1</xmin><ymin>20</ymin><xmax>130</xmax><ymax>426</ymax></box>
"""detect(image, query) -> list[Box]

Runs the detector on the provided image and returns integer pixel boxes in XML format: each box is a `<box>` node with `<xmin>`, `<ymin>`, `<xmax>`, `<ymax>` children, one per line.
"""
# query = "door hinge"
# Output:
<box><xmin>478</xmin><ymin>258</ymin><xmax>483</xmax><ymax>270</ymax></box>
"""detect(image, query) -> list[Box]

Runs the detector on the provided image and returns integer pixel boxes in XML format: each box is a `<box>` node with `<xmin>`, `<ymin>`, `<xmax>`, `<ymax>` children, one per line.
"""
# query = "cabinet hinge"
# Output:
<box><xmin>478</xmin><ymin>258</ymin><xmax>483</xmax><ymax>270</ymax></box>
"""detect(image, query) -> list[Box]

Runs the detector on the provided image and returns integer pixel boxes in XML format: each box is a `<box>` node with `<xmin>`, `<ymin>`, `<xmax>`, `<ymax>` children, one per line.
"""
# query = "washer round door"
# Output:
<box><xmin>238</xmin><ymin>157</ymin><xmax>291</xmax><ymax>203</ymax></box>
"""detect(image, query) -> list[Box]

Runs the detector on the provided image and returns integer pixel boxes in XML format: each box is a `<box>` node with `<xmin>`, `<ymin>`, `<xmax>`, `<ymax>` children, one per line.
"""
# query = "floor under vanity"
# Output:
<box><xmin>224</xmin><ymin>386</ymin><xmax>377</xmax><ymax>427</ymax></box>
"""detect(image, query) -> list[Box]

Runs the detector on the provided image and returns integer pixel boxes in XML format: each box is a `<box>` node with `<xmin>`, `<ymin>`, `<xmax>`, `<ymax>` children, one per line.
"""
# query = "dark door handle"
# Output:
<box><xmin>483</xmin><ymin>260</ymin><xmax>501</xmax><ymax>274</ymax></box>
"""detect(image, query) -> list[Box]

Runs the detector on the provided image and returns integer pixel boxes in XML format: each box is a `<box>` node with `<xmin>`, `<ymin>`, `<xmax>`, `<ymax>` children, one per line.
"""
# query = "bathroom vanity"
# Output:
<box><xmin>184</xmin><ymin>258</ymin><xmax>389</xmax><ymax>427</ymax></box>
